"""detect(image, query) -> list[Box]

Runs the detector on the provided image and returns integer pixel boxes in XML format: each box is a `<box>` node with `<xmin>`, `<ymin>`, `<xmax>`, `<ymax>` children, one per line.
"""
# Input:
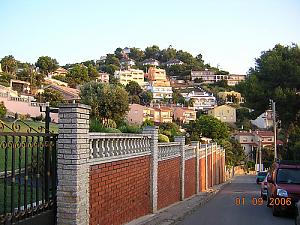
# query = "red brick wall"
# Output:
<box><xmin>218</xmin><ymin>152</ymin><xmax>222</xmax><ymax>184</ymax></box>
<box><xmin>89</xmin><ymin>156</ymin><xmax>151</xmax><ymax>225</ymax></box>
<box><xmin>213</xmin><ymin>152</ymin><xmax>217</xmax><ymax>185</ymax></box>
<box><xmin>207</xmin><ymin>154</ymin><xmax>212</xmax><ymax>187</ymax></box>
<box><xmin>184</xmin><ymin>158</ymin><xmax>196</xmax><ymax>198</ymax></box>
<box><xmin>199</xmin><ymin>157</ymin><xmax>206</xmax><ymax>191</ymax></box>
<box><xmin>222</xmin><ymin>154</ymin><xmax>225</xmax><ymax>182</ymax></box>
<box><xmin>157</xmin><ymin>157</ymin><xmax>180</xmax><ymax>210</ymax></box>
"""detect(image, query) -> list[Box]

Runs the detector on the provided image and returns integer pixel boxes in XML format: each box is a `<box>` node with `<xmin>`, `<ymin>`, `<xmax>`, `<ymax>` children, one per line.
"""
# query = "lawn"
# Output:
<box><xmin>0</xmin><ymin>120</ymin><xmax>57</xmax><ymax>215</ymax></box>
<box><xmin>0</xmin><ymin>120</ymin><xmax>58</xmax><ymax>133</ymax></box>
<box><xmin>0</xmin><ymin>120</ymin><xmax>58</xmax><ymax>173</ymax></box>
<box><xmin>0</xmin><ymin>178</ymin><xmax>43</xmax><ymax>214</ymax></box>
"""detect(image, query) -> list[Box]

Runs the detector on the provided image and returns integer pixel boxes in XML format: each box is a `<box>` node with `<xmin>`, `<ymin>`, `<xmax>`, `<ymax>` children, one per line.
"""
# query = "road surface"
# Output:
<box><xmin>177</xmin><ymin>175</ymin><xmax>294</xmax><ymax>225</ymax></box>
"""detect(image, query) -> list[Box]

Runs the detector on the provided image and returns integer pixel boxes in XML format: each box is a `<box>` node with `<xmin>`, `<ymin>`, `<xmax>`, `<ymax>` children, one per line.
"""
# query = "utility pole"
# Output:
<box><xmin>259</xmin><ymin>140</ymin><xmax>262</xmax><ymax>172</ymax></box>
<box><xmin>270</xmin><ymin>99</ymin><xmax>277</xmax><ymax>161</ymax></box>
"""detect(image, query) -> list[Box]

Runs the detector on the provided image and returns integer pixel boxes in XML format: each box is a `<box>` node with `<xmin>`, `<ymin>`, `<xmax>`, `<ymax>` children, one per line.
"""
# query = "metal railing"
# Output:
<box><xmin>0</xmin><ymin>120</ymin><xmax>57</xmax><ymax>224</ymax></box>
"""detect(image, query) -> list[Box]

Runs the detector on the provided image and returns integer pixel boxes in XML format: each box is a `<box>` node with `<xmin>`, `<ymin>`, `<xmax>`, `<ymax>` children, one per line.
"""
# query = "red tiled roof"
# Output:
<box><xmin>255</xmin><ymin>131</ymin><xmax>274</xmax><ymax>137</ymax></box>
<box><xmin>235</xmin><ymin>132</ymin><xmax>254</xmax><ymax>136</ymax></box>
<box><xmin>276</xmin><ymin>140</ymin><xmax>284</xmax><ymax>145</ymax></box>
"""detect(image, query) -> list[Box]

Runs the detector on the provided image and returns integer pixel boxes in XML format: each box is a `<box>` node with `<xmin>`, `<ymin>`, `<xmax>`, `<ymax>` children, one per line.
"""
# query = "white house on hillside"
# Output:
<box><xmin>251</xmin><ymin>110</ymin><xmax>273</xmax><ymax>129</ymax></box>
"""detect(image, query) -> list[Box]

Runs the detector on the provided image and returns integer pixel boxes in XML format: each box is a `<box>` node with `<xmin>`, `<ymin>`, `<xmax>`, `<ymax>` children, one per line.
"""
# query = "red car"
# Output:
<box><xmin>266</xmin><ymin>160</ymin><xmax>300</xmax><ymax>217</ymax></box>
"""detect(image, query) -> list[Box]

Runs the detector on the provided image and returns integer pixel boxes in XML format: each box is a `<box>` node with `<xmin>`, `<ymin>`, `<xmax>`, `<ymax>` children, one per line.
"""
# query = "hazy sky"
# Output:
<box><xmin>1</xmin><ymin>0</ymin><xmax>299</xmax><ymax>74</ymax></box>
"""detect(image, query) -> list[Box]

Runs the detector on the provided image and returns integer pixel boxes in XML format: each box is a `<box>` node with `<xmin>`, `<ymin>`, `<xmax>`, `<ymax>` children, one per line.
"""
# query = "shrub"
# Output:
<box><xmin>0</xmin><ymin>101</ymin><xmax>7</xmax><ymax>118</ymax></box>
<box><xmin>32</xmin><ymin>114</ymin><xmax>44</xmax><ymax>121</ymax></box>
<box><xmin>142</xmin><ymin>119</ymin><xmax>154</xmax><ymax>127</ymax></box>
<box><xmin>118</xmin><ymin>124</ymin><xmax>141</xmax><ymax>134</ymax></box>
<box><xmin>90</xmin><ymin>118</ymin><xmax>121</xmax><ymax>133</ymax></box>
<box><xmin>158</xmin><ymin>134</ymin><xmax>170</xmax><ymax>142</ymax></box>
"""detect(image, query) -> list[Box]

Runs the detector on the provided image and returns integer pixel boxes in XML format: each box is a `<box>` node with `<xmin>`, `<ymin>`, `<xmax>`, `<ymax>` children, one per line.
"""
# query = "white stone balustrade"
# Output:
<box><xmin>89</xmin><ymin>133</ymin><xmax>151</xmax><ymax>163</ymax></box>
<box><xmin>184</xmin><ymin>145</ymin><xmax>196</xmax><ymax>160</ymax></box>
<box><xmin>158</xmin><ymin>142</ymin><xmax>181</xmax><ymax>160</ymax></box>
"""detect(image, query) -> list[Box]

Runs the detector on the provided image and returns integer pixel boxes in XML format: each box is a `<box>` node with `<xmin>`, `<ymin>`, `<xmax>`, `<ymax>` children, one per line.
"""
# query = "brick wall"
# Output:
<box><xmin>184</xmin><ymin>158</ymin><xmax>196</xmax><ymax>198</ymax></box>
<box><xmin>199</xmin><ymin>157</ymin><xmax>206</xmax><ymax>191</ymax></box>
<box><xmin>213</xmin><ymin>151</ymin><xmax>217</xmax><ymax>185</ymax></box>
<box><xmin>157</xmin><ymin>157</ymin><xmax>181</xmax><ymax>210</ymax></box>
<box><xmin>207</xmin><ymin>154</ymin><xmax>212</xmax><ymax>187</ymax></box>
<box><xmin>89</xmin><ymin>156</ymin><xmax>151</xmax><ymax>225</ymax></box>
<box><xmin>57</xmin><ymin>104</ymin><xmax>228</xmax><ymax>225</ymax></box>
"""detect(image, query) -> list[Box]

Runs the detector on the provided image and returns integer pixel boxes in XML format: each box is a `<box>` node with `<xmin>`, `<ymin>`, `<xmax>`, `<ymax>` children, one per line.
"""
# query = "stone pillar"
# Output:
<box><xmin>205</xmin><ymin>144</ymin><xmax>208</xmax><ymax>190</ymax></box>
<box><xmin>57</xmin><ymin>104</ymin><xmax>91</xmax><ymax>225</ymax></box>
<box><xmin>175</xmin><ymin>136</ymin><xmax>185</xmax><ymax>201</ymax></box>
<box><xmin>142</xmin><ymin>126</ymin><xmax>159</xmax><ymax>213</ymax></box>
<box><xmin>191</xmin><ymin>141</ymin><xmax>200</xmax><ymax>193</ymax></box>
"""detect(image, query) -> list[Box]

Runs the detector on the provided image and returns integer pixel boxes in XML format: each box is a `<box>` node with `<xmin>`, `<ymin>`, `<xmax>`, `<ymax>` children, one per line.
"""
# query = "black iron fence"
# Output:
<box><xmin>0</xmin><ymin>120</ymin><xmax>57</xmax><ymax>225</ymax></box>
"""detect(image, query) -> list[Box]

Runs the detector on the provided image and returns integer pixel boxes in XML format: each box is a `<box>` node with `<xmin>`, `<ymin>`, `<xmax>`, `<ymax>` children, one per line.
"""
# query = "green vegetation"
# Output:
<box><xmin>158</xmin><ymin>134</ymin><xmax>170</xmax><ymax>142</ymax></box>
<box><xmin>118</xmin><ymin>123</ymin><xmax>141</xmax><ymax>134</ymax></box>
<box><xmin>35</xmin><ymin>56</ymin><xmax>59</xmax><ymax>75</ymax></box>
<box><xmin>126</xmin><ymin>81</ymin><xmax>143</xmax><ymax>104</ymax></box>
<box><xmin>67</xmin><ymin>64</ymin><xmax>89</xmax><ymax>88</ymax></box>
<box><xmin>159</xmin><ymin>123</ymin><xmax>182</xmax><ymax>142</ymax></box>
<box><xmin>236</xmin><ymin>107</ymin><xmax>254</xmax><ymax>130</ymax></box>
<box><xmin>37</xmin><ymin>89</ymin><xmax>66</xmax><ymax>107</ymax></box>
<box><xmin>90</xmin><ymin>118</ymin><xmax>121</xmax><ymax>133</ymax></box>
<box><xmin>1</xmin><ymin>55</ymin><xmax>17</xmax><ymax>75</ymax></box>
<box><xmin>187</xmin><ymin>115</ymin><xmax>229</xmax><ymax>141</ymax></box>
<box><xmin>186</xmin><ymin>115</ymin><xmax>245</xmax><ymax>166</ymax></box>
<box><xmin>0</xmin><ymin>102</ymin><xmax>7</xmax><ymax>118</ymax></box>
<box><xmin>0</xmin><ymin>181</ymin><xmax>39</xmax><ymax>214</ymax></box>
<box><xmin>80</xmin><ymin>82</ymin><xmax>129</xmax><ymax>127</ymax></box>
<box><xmin>0</xmin><ymin>120</ymin><xmax>58</xmax><ymax>133</ymax></box>
<box><xmin>236</xmin><ymin>44</ymin><xmax>300</xmax><ymax>160</ymax></box>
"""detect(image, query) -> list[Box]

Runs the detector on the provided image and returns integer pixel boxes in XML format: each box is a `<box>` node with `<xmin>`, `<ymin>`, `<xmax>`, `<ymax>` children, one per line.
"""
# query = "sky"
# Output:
<box><xmin>0</xmin><ymin>0</ymin><xmax>300</xmax><ymax>74</ymax></box>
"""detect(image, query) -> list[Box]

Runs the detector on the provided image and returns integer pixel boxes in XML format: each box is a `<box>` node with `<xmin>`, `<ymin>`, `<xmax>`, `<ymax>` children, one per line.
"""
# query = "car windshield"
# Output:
<box><xmin>276</xmin><ymin>168</ymin><xmax>300</xmax><ymax>184</ymax></box>
<box><xmin>258</xmin><ymin>172</ymin><xmax>267</xmax><ymax>176</ymax></box>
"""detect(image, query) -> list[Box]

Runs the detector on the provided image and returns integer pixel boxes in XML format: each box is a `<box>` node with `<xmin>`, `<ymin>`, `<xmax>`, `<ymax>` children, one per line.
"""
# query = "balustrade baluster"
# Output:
<box><xmin>136</xmin><ymin>139</ymin><xmax>141</xmax><ymax>153</ymax></box>
<box><xmin>99</xmin><ymin>139</ymin><xmax>104</xmax><ymax>158</ymax></box>
<box><xmin>89</xmin><ymin>139</ymin><xmax>93</xmax><ymax>159</ymax></box>
<box><xmin>113</xmin><ymin>138</ymin><xmax>117</xmax><ymax>156</ymax></box>
<box><xmin>95</xmin><ymin>139</ymin><xmax>100</xmax><ymax>158</ymax></box>
<box><xmin>103</xmin><ymin>139</ymin><xmax>109</xmax><ymax>157</ymax></box>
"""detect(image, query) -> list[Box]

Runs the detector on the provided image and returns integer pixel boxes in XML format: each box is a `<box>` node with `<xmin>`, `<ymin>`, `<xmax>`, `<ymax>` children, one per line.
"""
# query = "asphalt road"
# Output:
<box><xmin>177</xmin><ymin>175</ymin><xmax>294</xmax><ymax>225</ymax></box>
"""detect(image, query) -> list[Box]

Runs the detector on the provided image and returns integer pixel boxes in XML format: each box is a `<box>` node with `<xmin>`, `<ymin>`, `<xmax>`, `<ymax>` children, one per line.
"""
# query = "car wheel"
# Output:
<box><xmin>272</xmin><ymin>205</ymin><xmax>281</xmax><ymax>217</ymax></box>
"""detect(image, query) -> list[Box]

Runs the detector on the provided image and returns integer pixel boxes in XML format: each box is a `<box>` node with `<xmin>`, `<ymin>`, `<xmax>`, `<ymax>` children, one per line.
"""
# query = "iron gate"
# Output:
<box><xmin>0</xmin><ymin>119</ymin><xmax>57</xmax><ymax>225</ymax></box>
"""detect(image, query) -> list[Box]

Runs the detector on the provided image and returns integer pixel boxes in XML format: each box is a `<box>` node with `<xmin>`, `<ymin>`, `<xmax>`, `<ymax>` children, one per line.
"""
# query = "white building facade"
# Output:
<box><xmin>184</xmin><ymin>91</ymin><xmax>216</xmax><ymax>111</ymax></box>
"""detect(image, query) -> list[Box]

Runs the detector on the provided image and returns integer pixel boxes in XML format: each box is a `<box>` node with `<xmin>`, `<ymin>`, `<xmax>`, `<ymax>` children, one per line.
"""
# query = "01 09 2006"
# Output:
<box><xmin>234</xmin><ymin>197</ymin><xmax>292</xmax><ymax>206</ymax></box>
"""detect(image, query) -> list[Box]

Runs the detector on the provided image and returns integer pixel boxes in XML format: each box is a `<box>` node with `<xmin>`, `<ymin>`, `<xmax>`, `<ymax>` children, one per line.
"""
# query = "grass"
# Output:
<box><xmin>0</xmin><ymin>179</ymin><xmax>41</xmax><ymax>214</ymax></box>
<box><xmin>0</xmin><ymin>120</ymin><xmax>57</xmax><ymax>215</ymax></box>
<box><xmin>0</xmin><ymin>120</ymin><xmax>58</xmax><ymax>133</ymax></box>
<box><xmin>0</xmin><ymin>120</ymin><xmax>57</xmax><ymax>172</ymax></box>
